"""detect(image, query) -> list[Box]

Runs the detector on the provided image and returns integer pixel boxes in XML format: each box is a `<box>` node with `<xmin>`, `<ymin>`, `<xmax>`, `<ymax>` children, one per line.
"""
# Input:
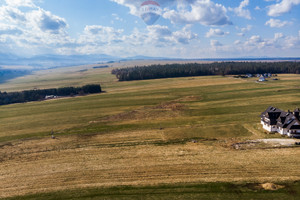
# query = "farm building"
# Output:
<box><xmin>258</xmin><ymin>76</ymin><xmax>266</xmax><ymax>82</ymax></box>
<box><xmin>261</xmin><ymin>107</ymin><xmax>300</xmax><ymax>137</ymax></box>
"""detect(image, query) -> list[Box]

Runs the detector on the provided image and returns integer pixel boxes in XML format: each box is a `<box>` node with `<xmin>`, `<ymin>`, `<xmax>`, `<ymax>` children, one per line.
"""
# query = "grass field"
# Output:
<box><xmin>1</xmin><ymin>63</ymin><xmax>300</xmax><ymax>199</ymax></box>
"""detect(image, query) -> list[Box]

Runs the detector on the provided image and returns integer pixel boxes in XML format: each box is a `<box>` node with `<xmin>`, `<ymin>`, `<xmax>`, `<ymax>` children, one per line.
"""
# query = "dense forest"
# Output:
<box><xmin>0</xmin><ymin>84</ymin><xmax>101</xmax><ymax>106</ymax></box>
<box><xmin>112</xmin><ymin>62</ymin><xmax>300</xmax><ymax>81</ymax></box>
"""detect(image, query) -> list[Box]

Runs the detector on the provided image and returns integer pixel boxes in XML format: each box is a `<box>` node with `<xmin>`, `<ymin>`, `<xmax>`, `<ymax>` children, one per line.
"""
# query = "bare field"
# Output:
<box><xmin>1</xmin><ymin>132</ymin><xmax>300</xmax><ymax>198</ymax></box>
<box><xmin>1</xmin><ymin>67</ymin><xmax>300</xmax><ymax>198</ymax></box>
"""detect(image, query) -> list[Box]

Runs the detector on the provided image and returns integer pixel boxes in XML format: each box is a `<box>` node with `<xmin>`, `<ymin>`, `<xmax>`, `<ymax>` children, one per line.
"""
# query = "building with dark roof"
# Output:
<box><xmin>261</xmin><ymin>107</ymin><xmax>300</xmax><ymax>137</ymax></box>
<box><xmin>258</xmin><ymin>76</ymin><xmax>266</xmax><ymax>82</ymax></box>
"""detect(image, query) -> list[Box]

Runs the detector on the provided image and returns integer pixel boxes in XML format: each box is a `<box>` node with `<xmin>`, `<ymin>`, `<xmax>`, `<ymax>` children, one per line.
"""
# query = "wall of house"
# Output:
<box><xmin>261</xmin><ymin>117</ymin><xmax>300</xmax><ymax>137</ymax></box>
<box><xmin>278</xmin><ymin>127</ymin><xmax>287</xmax><ymax>135</ymax></box>
<box><xmin>271</xmin><ymin>125</ymin><xmax>277</xmax><ymax>132</ymax></box>
<box><xmin>262</xmin><ymin>121</ymin><xmax>272</xmax><ymax>132</ymax></box>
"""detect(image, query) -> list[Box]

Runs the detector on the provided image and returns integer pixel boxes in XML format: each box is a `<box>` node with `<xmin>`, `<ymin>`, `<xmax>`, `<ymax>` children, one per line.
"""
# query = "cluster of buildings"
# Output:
<box><xmin>261</xmin><ymin>106</ymin><xmax>300</xmax><ymax>137</ymax></box>
<box><xmin>246</xmin><ymin>73</ymin><xmax>273</xmax><ymax>78</ymax></box>
<box><xmin>244</xmin><ymin>73</ymin><xmax>277</xmax><ymax>82</ymax></box>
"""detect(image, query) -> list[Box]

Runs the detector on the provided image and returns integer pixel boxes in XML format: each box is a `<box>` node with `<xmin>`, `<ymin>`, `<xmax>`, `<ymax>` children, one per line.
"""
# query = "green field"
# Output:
<box><xmin>1</xmin><ymin>64</ymin><xmax>300</xmax><ymax>199</ymax></box>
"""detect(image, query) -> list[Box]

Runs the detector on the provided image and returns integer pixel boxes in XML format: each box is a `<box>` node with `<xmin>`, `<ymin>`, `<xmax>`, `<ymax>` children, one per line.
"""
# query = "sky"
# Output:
<box><xmin>0</xmin><ymin>0</ymin><xmax>299</xmax><ymax>58</ymax></box>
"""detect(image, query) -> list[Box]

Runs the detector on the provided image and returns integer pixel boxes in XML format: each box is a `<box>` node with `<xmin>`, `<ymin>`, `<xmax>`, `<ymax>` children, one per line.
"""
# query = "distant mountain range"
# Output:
<box><xmin>0</xmin><ymin>53</ymin><xmax>299</xmax><ymax>69</ymax></box>
<box><xmin>0</xmin><ymin>53</ymin><xmax>120</xmax><ymax>69</ymax></box>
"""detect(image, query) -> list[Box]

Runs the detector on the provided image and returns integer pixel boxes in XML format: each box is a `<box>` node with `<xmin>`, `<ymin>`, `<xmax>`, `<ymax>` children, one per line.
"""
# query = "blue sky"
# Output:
<box><xmin>0</xmin><ymin>0</ymin><xmax>299</xmax><ymax>58</ymax></box>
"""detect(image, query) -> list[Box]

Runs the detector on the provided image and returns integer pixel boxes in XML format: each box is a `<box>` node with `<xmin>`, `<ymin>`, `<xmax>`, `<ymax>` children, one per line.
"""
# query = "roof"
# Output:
<box><xmin>261</xmin><ymin>106</ymin><xmax>282</xmax><ymax>125</ymax></box>
<box><xmin>261</xmin><ymin>106</ymin><xmax>281</xmax><ymax>116</ymax></box>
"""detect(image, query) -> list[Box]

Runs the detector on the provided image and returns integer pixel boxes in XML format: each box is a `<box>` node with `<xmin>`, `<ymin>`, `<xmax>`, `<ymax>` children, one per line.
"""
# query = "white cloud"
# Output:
<box><xmin>243</xmin><ymin>35</ymin><xmax>273</xmax><ymax>49</ymax></box>
<box><xmin>234</xmin><ymin>40</ymin><xmax>242</xmax><ymax>45</ymax></box>
<box><xmin>236</xmin><ymin>25</ymin><xmax>252</xmax><ymax>37</ymax></box>
<box><xmin>172</xmin><ymin>26</ymin><xmax>198</xmax><ymax>44</ymax></box>
<box><xmin>110</xmin><ymin>0</ymin><xmax>141</xmax><ymax>16</ymax></box>
<box><xmin>0</xmin><ymin>24</ymin><xmax>23</xmax><ymax>35</ymax></box>
<box><xmin>229</xmin><ymin>0</ymin><xmax>252</xmax><ymax>19</ymax></box>
<box><xmin>268</xmin><ymin>0</ymin><xmax>300</xmax><ymax>17</ymax></box>
<box><xmin>5</xmin><ymin>0</ymin><xmax>36</xmax><ymax>8</ymax></box>
<box><xmin>112</xmin><ymin>13</ymin><xmax>124</xmax><ymax>22</ymax></box>
<box><xmin>234</xmin><ymin>32</ymin><xmax>300</xmax><ymax>56</ymax></box>
<box><xmin>163</xmin><ymin>0</ymin><xmax>232</xmax><ymax>25</ymax></box>
<box><xmin>248</xmin><ymin>35</ymin><xmax>263</xmax><ymax>44</ymax></box>
<box><xmin>0</xmin><ymin>6</ymin><xmax>26</xmax><ymax>23</ymax></box>
<box><xmin>210</xmin><ymin>39</ymin><xmax>222</xmax><ymax>47</ymax></box>
<box><xmin>79</xmin><ymin>25</ymin><xmax>124</xmax><ymax>45</ymax></box>
<box><xmin>255</xmin><ymin>6</ymin><xmax>261</xmax><ymax>10</ymax></box>
<box><xmin>84</xmin><ymin>25</ymin><xmax>123</xmax><ymax>36</ymax></box>
<box><xmin>282</xmin><ymin>35</ymin><xmax>300</xmax><ymax>48</ymax></box>
<box><xmin>0</xmin><ymin>1</ymin><xmax>73</xmax><ymax>55</ymax></box>
<box><xmin>147</xmin><ymin>25</ymin><xmax>172</xmax><ymax>38</ymax></box>
<box><xmin>145</xmin><ymin>25</ymin><xmax>197</xmax><ymax>45</ymax></box>
<box><xmin>27</xmin><ymin>9</ymin><xmax>68</xmax><ymax>34</ymax></box>
<box><xmin>111</xmin><ymin>0</ymin><xmax>232</xmax><ymax>26</ymax></box>
<box><xmin>206</xmin><ymin>28</ymin><xmax>229</xmax><ymax>37</ymax></box>
<box><xmin>241</xmin><ymin>25</ymin><xmax>252</xmax><ymax>32</ymax></box>
<box><xmin>75</xmin><ymin>24</ymin><xmax>198</xmax><ymax>56</ymax></box>
<box><xmin>274</xmin><ymin>32</ymin><xmax>284</xmax><ymax>40</ymax></box>
<box><xmin>265</xmin><ymin>18</ymin><xmax>292</xmax><ymax>28</ymax></box>
<box><xmin>75</xmin><ymin>24</ymin><xmax>199</xmax><ymax>57</ymax></box>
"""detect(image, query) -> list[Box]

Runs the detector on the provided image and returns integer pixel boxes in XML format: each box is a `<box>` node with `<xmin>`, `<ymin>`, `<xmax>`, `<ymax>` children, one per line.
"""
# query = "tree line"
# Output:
<box><xmin>0</xmin><ymin>84</ymin><xmax>102</xmax><ymax>106</ymax></box>
<box><xmin>112</xmin><ymin>62</ymin><xmax>300</xmax><ymax>81</ymax></box>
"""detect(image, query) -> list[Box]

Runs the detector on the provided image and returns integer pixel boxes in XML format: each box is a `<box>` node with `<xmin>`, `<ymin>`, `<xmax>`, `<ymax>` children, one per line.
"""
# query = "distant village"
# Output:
<box><xmin>233</xmin><ymin>73</ymin><xmax>278</xmax><ymax>82</ymax></box>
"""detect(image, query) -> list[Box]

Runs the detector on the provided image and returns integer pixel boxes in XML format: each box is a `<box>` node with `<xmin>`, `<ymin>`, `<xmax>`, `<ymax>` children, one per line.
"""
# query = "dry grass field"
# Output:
<box><xmin>1</xmin><ymin>132</ymin><xmax>300</xmax><ymax>198</ymax></box>
<box><xmin>1</xmin><ymin>62</ymin><xmax>300</xmax><ymax>199</ymax></box>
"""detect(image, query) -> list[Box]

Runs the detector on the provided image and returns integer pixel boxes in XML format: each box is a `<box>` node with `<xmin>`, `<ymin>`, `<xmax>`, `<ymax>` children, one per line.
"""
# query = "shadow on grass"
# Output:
<box><xmin>4</xmin><ymin>181</ymin><xmax>300</xmax><ymax>200</ymax></box>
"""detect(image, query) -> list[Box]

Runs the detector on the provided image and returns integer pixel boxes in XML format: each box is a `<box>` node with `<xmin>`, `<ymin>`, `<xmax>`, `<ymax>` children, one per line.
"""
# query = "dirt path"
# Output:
<box><xmin>257</xmin><ymin>138</ymin><xmax>299</xmax><ymax>146</ymax></box>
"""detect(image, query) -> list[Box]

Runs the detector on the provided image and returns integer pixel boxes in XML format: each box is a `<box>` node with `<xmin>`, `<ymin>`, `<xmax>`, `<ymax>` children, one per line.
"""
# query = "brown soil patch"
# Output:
<box><xmin>102</xmin><ymin>96</ymin><xmax>201</xmax><ymax>122</ymax></box>
<box><xmin>260</xmin><ymin>183</ymin><xmax>284</xmax><ymax>190</ymax></box>
<box><xmin>104</xmin><ymin>101</ymin><xmax>186</xmax><ymax>122</ymax></box>
<box><xmin>231</xmin><ymin>139</ymin><xmax>300</xmax><ymax>150</ymax></box>
<box><xmin>175</xmin><ymin>95</ymin><xmax>201</xmax><ymax>102</ymax></box>
<box><xmin>154</xmin><ymin>102</ymin><xmax>185</xmax><ymax>110</ymax></box>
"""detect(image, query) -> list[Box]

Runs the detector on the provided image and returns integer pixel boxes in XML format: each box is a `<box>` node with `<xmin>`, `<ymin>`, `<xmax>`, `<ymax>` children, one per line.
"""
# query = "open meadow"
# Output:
<box><xmin>1</xmin><ymin>62</ymin><xmax>300</xmax><ymax>199</ymax></box>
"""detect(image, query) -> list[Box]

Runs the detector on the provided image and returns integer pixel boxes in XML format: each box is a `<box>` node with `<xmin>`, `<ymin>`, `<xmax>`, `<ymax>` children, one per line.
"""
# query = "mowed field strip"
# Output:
<box><xmin>0</xmin><ymin>63</ymin><xmax>300</xmax><ymax>198</ymax></box>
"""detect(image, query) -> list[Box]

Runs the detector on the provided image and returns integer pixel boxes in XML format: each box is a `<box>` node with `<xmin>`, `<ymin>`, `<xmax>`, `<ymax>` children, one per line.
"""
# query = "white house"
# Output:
<box><xmin>45</xmin><ymin>95</ymin><xmax>57</xmax><ymax>99</ymax></box>
<box><xmin>258</xmin><ymin>76</ymin><xmax>266</xmax><ymax>82</ymax></box>
<box><xmin>261</xmin><ymin>107</ymin><xmax>300</xmax><ymax>137</ymax></box>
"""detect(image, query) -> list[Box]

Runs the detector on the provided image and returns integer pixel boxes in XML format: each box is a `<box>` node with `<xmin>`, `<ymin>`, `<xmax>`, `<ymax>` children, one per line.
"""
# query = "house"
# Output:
<box><xmin>258</xmin><ymin>76</ymin><xmax>266</xmax><ymax>82</ymax></box>
<box><xmin>267</xmin><ymin>73</ymin><xmax>272</xmax><ymax>77</ymax></box>
<box><xmin>45</xmin><ymin>95</ymin><xmax>57</xmax><ymax>99</ymax></box>
<box><xmin>261</xmin><ymin>107</ymin><xmax>300</xmax><ymax>137</ymax></box>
